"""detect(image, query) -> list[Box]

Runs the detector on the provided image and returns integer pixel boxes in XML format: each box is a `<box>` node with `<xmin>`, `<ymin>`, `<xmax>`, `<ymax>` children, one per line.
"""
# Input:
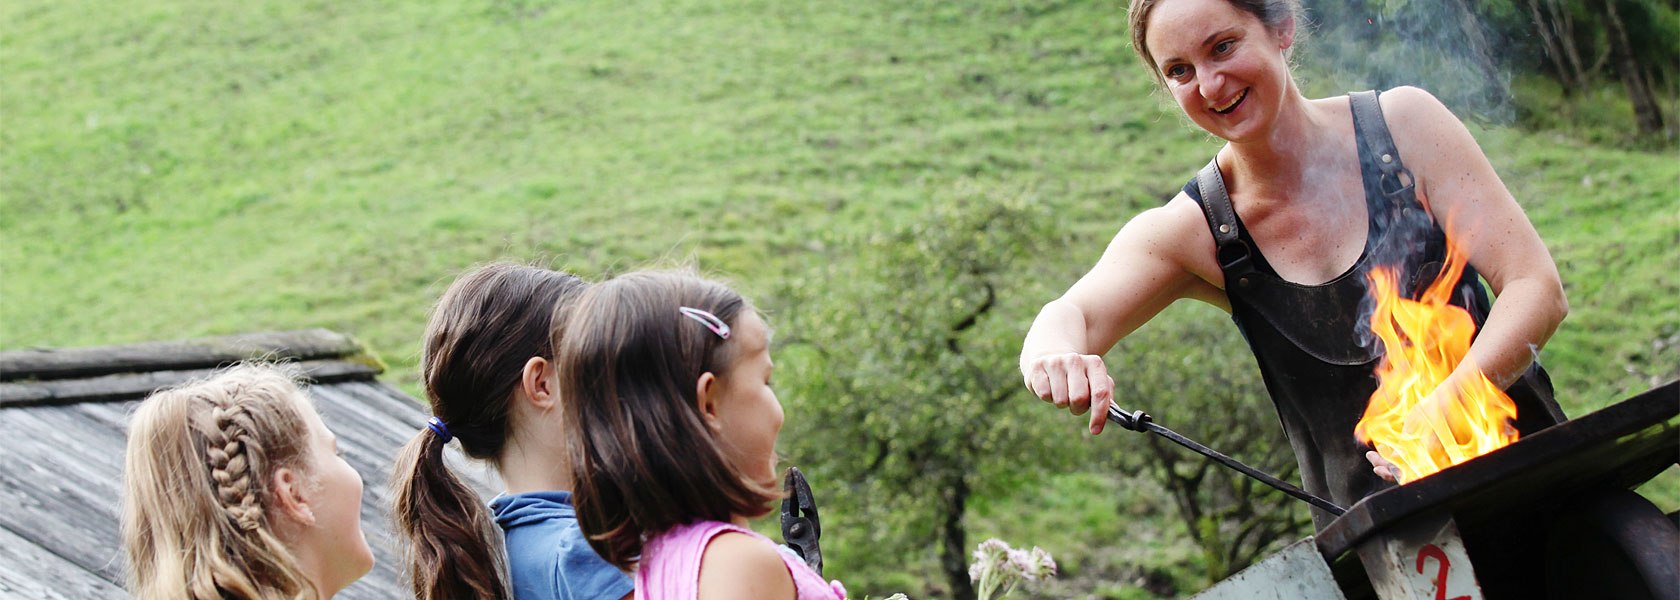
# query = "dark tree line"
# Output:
<box><xmin>1301</xmin><ymin>0</ymin><xmax>1676</xmax><ymax>136</ymax></box>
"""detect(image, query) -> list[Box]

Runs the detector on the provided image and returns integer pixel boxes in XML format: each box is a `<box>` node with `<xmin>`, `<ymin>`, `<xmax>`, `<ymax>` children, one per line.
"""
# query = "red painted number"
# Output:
<box><xmin>1415</xmin><ymin>544</ymin><xmax>1472</xmax><ymax>600</ymax></box>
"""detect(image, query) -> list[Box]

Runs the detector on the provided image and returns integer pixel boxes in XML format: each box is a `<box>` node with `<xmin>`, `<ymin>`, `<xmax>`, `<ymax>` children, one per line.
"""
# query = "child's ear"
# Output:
<box><xmin>695</xmin><ymin>372</ymin><xmax>721</xmax><ymax>426</ymax></box>
<box><xmin>270</xmin><ymin>467</ymin><xmax>316</xmax><ymax>526</ymax></box>
<box><xmin>520</xmin><ymin>356</ymin><xmax>557</xmax><ymax>410</ymax></box>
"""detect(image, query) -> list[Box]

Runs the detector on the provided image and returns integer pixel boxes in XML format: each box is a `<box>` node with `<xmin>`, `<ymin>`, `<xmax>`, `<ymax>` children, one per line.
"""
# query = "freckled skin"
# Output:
<box><xmin>1020</xmin><ymin>0</ymin><xmax>1566</xmax><ymax>444</ymax></box>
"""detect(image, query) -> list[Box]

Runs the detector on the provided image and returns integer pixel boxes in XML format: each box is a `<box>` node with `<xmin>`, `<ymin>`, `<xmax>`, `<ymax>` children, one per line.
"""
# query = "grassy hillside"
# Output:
<box><xmin>4</xmin><ymin>0</ymin><xmax>1675</xmax><ymax>597</ymax></box>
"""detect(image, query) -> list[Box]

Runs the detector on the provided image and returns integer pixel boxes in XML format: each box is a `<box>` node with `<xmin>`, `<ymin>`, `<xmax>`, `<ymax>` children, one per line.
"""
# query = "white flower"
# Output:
<box><xmin>968</xmin><ymin>538</ymin><xmax>1058</xmax><ymax>600</ymax></box>
<box><xmin>1029</xmin><ymin>546</ymin><xmax>1058</xmax><ymax>580</ymax></box>
<box><xmin>1006</xmin><ymin>548</ymin><xmax>1033</xmax><ymax>579</ymax></box>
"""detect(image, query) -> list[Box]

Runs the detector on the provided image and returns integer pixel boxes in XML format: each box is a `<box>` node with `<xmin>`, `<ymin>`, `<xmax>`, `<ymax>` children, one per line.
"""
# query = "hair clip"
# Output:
<box><xmin>426</xmin><ymin>416</ymin><xmax>453</xmax><ymax>443</ymax></box>
<box><xmin>679</xmin><ymin>306</ymin><xmax>731</xmax><ymax>340</ymax></box>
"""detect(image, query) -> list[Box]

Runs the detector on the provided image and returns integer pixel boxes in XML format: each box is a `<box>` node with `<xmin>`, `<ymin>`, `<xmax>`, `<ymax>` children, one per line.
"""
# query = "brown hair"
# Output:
<box><xmin>557</xmin><ymin>271</ymin><xmax>780</xmax><ymax>570</ymax></box>
<box><xmin>121</xmin><ymin>363</ymin><xmax>319</xmax><ymax>600</ymax></box>
<box><xmin>390</xmin><ymin>262</ymin><xmax>589</xmax><ymax>600</ymax></box>
<box><xmin>1129</xmin><ymin>0</ymin><xmax>1303</xmax><ymax>80</ymax></box>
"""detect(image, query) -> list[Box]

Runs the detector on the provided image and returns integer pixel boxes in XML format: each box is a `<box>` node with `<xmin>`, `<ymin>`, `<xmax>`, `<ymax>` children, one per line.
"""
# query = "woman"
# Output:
<box><xmin>1019</xmin><ymin>0</ymin><xmax>1567</xmax><ymax>527</ymax></box>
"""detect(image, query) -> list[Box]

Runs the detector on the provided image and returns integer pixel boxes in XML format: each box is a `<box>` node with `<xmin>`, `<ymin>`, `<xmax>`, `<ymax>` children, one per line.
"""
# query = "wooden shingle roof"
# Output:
<box><xmin>0</xmin><ymin>330</ymin><xmax>501</xmax><ymax>599</ymax></box>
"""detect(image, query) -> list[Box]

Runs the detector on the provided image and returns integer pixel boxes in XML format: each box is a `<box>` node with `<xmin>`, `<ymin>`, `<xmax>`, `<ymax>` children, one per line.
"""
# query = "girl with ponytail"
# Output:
<box><xmin>390</xmin><ymin>262</ymin><xmax>631</xmax><ymax>600</ymax></box>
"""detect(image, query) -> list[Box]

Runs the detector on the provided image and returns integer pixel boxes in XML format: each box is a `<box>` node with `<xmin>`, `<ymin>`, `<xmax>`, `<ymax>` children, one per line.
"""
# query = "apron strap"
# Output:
<box><xmin>1195</xmin><ymin>158</ymin><xmax>1256</xmax><ymax>278</ymax></box>
<box><xmin>1349</xmin><ymin>91</ymin><xmax>1414</xmax><ymax>198</ymax></box>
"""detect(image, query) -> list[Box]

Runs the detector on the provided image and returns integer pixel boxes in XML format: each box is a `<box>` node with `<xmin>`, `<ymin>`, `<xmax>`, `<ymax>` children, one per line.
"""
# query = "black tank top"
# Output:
<box><xmin>1182</xmin><ymin>90</ymin><xmax>1565</xmax><ymax>528</ymax></box>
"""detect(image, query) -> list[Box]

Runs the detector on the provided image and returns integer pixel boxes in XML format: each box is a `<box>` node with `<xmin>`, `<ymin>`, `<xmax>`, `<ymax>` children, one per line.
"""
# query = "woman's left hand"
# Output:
<box><xmin>1366</xmin><ymin>450</ymin><xmax>1402</xmax><ymax>483</ymax></box>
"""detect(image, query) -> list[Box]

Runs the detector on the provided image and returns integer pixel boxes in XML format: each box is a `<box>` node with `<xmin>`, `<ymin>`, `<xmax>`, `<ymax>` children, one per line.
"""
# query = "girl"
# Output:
<box><xmin>390</xmin><ymin>263</ymin><xmax>631</xmax><ymax>600</ymax></box>
<box><xmin>557</xmin><ymin>271</ymin><xmax>844</xmax><ymax>600</ymax></box>
<box><xmin>122</xmin><ymin>363</ymin><xmax>373</xmax><ymax>600</ymax></box>
<box><xmin>1021</xmin><ymin>0</ymin><xmax>1566</xmax><ymax>527</ymax></box>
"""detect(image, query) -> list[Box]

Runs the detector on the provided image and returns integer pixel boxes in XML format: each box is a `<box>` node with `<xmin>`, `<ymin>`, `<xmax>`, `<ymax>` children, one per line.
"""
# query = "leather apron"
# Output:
<box><xmin>1183</xmin><ymin>90</ymin><xmax>1565</xmax><ymax>529</ymax></box>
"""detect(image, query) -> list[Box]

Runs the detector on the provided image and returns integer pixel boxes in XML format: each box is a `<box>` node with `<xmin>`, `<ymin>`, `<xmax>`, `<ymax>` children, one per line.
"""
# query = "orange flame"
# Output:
<box><xmin>1354</xmin><ymin>246</ymin><xmax>1519</xmax><ymax>484</ymax></box>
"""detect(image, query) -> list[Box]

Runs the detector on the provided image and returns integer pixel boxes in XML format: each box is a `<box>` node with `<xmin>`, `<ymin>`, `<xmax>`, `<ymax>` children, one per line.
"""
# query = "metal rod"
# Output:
<box><xmin>1108</xmin><ymin>404</ymin><xmax>1347</xmax><ymax>516</ymax></box>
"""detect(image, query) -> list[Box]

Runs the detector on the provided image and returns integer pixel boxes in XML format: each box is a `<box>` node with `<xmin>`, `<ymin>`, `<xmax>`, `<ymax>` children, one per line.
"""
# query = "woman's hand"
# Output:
<box><xmin>1365</xmin><ymin>383</ymin><xmax>1470</xmax><ymax>484</ymax></box>
<box><xmin>1021</xmin><ymin>353</ymin><xmax>1116</xmax><ymax>435</ymax></box>
<box><xmin>1017</xmin><ymin>197</ymin><xmax>1224</xmax><ymax>437</ymax></box>
<box><xmin>1366</xmin><ymin>450</ymin><xmax>1402</xmax><ymax>483</ymax></box>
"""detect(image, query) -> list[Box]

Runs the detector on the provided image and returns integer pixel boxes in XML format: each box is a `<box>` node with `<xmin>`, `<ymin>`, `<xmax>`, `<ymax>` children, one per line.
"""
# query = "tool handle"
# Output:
<box><xmin>1106</xmin><ymin>404</ymin><xmax>1347</xmax><ymax>516</ymax></box>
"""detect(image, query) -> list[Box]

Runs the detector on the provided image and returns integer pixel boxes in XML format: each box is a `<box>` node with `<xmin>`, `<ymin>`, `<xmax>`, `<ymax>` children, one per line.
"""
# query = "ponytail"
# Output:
<box><xmin>391</xmin><ymin>430</ymin><xmax>509</xmax><ymax>600</ymax></box>
<box><xmin>390</xmin><ymin>262</ymin><xmax>588</xmax><ymax>599</ymax></box>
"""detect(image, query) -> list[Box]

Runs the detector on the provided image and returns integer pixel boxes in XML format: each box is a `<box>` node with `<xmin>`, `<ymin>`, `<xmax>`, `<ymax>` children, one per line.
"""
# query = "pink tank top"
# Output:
<box><xmin>635</xmin><ymin>520</ymin><xmax>846</xmax><ymax>600</ymax></box>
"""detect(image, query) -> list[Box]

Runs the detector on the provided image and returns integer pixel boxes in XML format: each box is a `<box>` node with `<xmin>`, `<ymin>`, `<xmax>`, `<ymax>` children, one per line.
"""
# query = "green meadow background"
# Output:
<box><xmin>3</xmin><ymin>0</ymin><xmax>1675</xmax><ymax>597</ymax></box>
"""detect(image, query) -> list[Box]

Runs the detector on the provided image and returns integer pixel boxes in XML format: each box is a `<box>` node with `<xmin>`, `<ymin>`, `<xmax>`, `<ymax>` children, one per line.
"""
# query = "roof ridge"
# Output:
<box><xmin>0</xmin><ymin>329</ymin><xmax>374</xmax><ymax>383</ymax></box>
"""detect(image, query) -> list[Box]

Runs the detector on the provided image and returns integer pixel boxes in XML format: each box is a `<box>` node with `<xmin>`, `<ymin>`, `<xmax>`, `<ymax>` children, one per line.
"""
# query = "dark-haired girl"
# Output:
<box><xmin>391</xmin><ymin>263</ymin><xmax>632</xmax><ymax>600</ymax></box>
<box><xmin>557</xmin><ymin>271</ymin><xmax>845</xmax><ymax>600</ymax></box>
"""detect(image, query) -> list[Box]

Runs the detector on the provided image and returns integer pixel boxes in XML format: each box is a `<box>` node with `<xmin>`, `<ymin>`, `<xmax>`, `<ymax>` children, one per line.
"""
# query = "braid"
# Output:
<box><xmin>201</xmin><ymin>397</ymin><xmax>267</xmax><ymax>531</ymax></box>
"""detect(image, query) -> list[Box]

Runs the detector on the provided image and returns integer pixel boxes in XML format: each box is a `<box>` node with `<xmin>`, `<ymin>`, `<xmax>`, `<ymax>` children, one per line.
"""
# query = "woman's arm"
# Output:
<box><xmin>1381</xmin><ymin>86</ymin><xmax>1569</xmax><ymax>392</ymax></box>
<box><xmin>1020</xmin><ymin>196</ymin><xmax>1225</xmax><ymax>434</ymax></box>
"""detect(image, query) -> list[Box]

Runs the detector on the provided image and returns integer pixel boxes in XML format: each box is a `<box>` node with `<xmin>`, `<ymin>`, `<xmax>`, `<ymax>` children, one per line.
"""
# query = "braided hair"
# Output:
<box><xmin>121</xmin><ymin>363</ymin><xmax>319</xmax><ymax>600</ymax></box>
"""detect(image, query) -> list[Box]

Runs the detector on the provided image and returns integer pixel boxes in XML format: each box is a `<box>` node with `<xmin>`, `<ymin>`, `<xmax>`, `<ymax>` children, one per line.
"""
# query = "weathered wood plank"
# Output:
<box><xmin>0</xmin><ymin>359</ymin><xmax>381</xmax><ymax>408</ymax></box>
<box><xmin>0</xmin><ymin>454</ymin><xmax>126</xmax><ymax>583</ymax></box>
<box><xmin>0</xmin><ymin>406</ymin><xmax>132</xmax><ymax>583</ymax></box>
<box><xmin>1193</xmin><ymin>538</ymin><xmax>1348</xmax><ymax>600</ymax></box>
<box><xmin>0</xmin><ymin>329</ymin><xmax>366</xmax><ymax>382</ymax></box>
<box><xmin>69</xmin><ymin>399</ymin><xmax>142</xmax><ymax>433</ymax></box>
<box><xmin>314</xmin><ymin>384</ymin><xmax>421</xmax><ymax>461</ymax></box>
<box><xmin>0</xmin><ymin>524</ymin><xmax>126</xmax><ymax>599</ymax></box>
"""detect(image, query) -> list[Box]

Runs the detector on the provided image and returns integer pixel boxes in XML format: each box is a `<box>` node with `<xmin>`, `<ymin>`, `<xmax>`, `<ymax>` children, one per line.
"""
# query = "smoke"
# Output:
<box><xmin>1295</xmin><ymin>0</ymin><xmax>1524</xmax><ymax>124</ymax></box>
<box><xmin>1274</xmin><ymin>2</ymin><xmax>1530</xmax><ymax>350</ymax></box>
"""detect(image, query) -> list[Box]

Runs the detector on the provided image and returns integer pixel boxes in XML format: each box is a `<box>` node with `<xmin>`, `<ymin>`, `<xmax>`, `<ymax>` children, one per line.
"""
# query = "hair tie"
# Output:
<box><xmin>426</xmin><ymin>416</ymin><xmax>453</xmax><ymax>443</ymax></box>
<box><xmin>679</xmin><ymin>306</ymin><xmax>731</xmax><ymax>339</ymax></box>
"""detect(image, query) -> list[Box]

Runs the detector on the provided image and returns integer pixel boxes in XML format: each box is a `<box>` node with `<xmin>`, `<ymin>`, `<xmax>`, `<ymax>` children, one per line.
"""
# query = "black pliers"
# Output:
<box><xmin>779</xmin><ymin>467</ymin><xmax>823</xmax><ymax>576</ymax></box>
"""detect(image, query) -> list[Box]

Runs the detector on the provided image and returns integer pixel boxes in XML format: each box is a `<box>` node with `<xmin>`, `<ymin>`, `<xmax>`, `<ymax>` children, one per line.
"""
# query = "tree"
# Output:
<box><xmin>773</xmin><ymin>185</ymin><xmax>1074</xmax><ymax>600</ymax></box>
<box><xmin>1592</xmin><ymin>0</ymin><xmax>1668</xmax><ymax>134</ymax></box>
<box><xmin>1523</xmin><ymin>0</ymin><xmax>1588</xmax><ymax>90</ymax></box>
<box><xmin>1300</xmin><ymin>0</ymin><xmax>1676</xmax><ymax>137</ymax></box>
<box><xmin>1096</xmin><ymin>305</ymin><xmax>1313</xmax><ymax>584</ymax></box>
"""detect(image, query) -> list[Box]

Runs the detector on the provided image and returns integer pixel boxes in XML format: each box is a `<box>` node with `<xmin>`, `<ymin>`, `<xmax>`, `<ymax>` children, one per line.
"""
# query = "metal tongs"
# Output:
<box><xmin>779</xmin><ymin>467</ymin><xmax>823</xmax><ymax>575</ymax></box>
<box><xmin>1108</xmin><ymin>403</ymin><xmax>1348</xmax><ymax>516</ymax></box>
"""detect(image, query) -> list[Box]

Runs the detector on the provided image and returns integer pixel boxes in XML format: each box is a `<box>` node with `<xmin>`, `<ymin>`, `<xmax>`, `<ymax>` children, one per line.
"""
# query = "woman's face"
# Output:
<box><xmin>710</xmin><ymin>311</ymin><xmax>785</xmax><ymax>492</ymax></box>
<box><xmin>294</xmin><ymin>398</ymin><xmax>375</xmax><ymax>594</ymax></box>
<box><xmin>1144</xmin><ymin>0</ymin><xmax>1294</xmax><ymax>143</ymax></box>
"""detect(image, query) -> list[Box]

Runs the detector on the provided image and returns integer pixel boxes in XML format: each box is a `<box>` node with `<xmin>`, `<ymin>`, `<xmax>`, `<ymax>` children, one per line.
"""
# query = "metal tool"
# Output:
<box><xmin>779</xmin><ymin>466</ymin><xmax>823</xmax><ymax>575</ymax></box>
<box><xmin>1107</xmin><ymin>403</ymin><xmax>1347</xmax><ymax>516</ymax></box>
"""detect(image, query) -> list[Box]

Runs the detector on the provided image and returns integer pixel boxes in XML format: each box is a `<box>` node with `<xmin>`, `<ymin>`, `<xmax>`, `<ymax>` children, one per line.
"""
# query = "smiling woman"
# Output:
<box><xmin>1142</xmin><ymin>0</ymin><xmax>1301</xmax><ymax>145</ymax></box>
<box><xmin>1020</xmin><ymin>0</ymin><xmax>1569</xmax><ymax>530</ymax></box>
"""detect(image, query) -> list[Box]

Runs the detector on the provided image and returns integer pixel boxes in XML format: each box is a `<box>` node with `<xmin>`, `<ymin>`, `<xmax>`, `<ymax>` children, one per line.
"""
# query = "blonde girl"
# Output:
<box><xmin>122</xmin><ymin>363</ymin><xmax>373</xmax><ymax>600</ymax></box>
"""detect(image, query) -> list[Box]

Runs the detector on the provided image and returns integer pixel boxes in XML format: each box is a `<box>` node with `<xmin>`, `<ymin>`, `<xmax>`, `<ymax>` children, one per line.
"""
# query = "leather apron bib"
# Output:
<box><xmin>1184</xmin><ymin>90</ymin><xmax>1565</xmax><ymax>529</ymax></box>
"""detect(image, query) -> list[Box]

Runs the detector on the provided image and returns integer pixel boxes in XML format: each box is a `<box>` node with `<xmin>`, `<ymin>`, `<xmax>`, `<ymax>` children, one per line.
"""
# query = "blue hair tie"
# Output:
<box><xmin>426</xmin><ymin>416</ymin><xmax>453</xmax><ymax>443</ymax></box>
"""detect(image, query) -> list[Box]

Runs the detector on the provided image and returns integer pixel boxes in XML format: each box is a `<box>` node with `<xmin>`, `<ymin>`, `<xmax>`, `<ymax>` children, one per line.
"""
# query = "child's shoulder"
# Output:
<box><xmin>639</xmin><ymin>521</ymin><xmax>794</xmax><ymax>600</ymax></box>
<box><xmin>695</xmin><ymin>530</ymin><xmax>795</xmax><ymax>600</ymax></box>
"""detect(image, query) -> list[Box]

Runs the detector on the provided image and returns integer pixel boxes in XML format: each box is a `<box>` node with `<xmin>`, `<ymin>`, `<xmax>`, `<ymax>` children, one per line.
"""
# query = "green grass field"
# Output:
<box><xmin>4</xmin><ymin>0</ymin><xmax>1675</xmax><ymax>597</ymax></box>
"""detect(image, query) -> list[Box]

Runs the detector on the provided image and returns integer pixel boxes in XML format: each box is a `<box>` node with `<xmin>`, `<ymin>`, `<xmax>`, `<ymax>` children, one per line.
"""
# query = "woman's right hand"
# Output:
<box><xmin>1021</xmin><ymin>353</ymin><xmax>1116</xmax><ymax>435</ymax></box>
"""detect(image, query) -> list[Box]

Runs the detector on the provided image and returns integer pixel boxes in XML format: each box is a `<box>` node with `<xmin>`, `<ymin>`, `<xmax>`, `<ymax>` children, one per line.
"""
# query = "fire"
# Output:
<box><xmin>1354</xmin><ymin>246</ymin><xmax>1519</xmax><ymax>484</ymax></box>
